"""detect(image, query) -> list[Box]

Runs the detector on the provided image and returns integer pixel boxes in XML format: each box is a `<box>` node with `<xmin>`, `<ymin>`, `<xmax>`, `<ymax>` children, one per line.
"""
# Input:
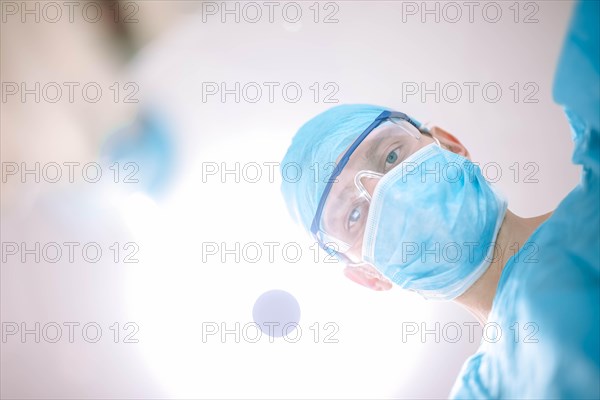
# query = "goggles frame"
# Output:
<box><xmin>310</xmin><ymin>110</ymin><xmax>423</xmax><ymax>263</ymax></box>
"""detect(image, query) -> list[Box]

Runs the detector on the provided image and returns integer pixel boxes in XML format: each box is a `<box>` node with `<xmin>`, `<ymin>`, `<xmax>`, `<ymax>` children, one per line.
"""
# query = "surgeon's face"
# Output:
<box><xmin>324</xmin><ymin>125</ymin><xmax>434</xmax><ymax>263</ymax></box>
<box><xmin>334</xmin><ymin>126</ymin><xmax>471</xmax><ymax>291</ymax></box>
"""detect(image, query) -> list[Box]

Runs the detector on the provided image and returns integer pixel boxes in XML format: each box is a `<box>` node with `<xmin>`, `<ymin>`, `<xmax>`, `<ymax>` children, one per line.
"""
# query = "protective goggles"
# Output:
<box><xmin>310</xmin><ymin>110</ymin><xmax>430</xmax><ymax>264</ymax></box>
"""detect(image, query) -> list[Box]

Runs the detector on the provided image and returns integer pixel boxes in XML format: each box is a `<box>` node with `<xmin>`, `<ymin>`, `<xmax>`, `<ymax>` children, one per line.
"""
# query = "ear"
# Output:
<box><xmin>429</xmin><ymin>126</ymin><xmax>470</xmax><ymax>159</ymax></box>
<box><xmin>343</xmin><ymin>263</ymin><xmax>393</xmax><ymax>291</ymax></box>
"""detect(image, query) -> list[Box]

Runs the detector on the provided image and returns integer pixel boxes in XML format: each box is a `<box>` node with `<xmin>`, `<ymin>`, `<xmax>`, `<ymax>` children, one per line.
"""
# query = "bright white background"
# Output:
<box><xmin>1</xmin><ymin>1</ymin><xmax>578</xmax><ymax>398</ymax></box>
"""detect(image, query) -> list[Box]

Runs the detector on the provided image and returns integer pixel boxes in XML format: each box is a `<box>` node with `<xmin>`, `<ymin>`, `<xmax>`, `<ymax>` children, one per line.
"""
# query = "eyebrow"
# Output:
<box><xmin>365</xmin><ymin>140</ymin><xmax>382</xmax><ymax>160</ymax></box>
<box><xmin>340</xmin><ymin>184</ymin><xmax>355</xmax><ymax>198</ymax></box>
<box><xmin>322</xmin><ymin>189</ymin><xmax>349</xmax><ymax>231</ymax></box>
<box><xmin>365</xmin><ymin>139</ymin><xmax>385</xmax><ymax>161</ymax></box>
<box><xmin>326</xmin><ymin>183</ymin><xmax>354</xmax><ymax>217</ymax></box>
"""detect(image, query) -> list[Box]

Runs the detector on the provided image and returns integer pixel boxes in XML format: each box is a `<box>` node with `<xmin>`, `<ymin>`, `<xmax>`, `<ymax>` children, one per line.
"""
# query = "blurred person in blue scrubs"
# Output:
<box><xmin>279</xmin><ymin>1</ymin><xmax>599</xmax><ymax>398</ymax></box>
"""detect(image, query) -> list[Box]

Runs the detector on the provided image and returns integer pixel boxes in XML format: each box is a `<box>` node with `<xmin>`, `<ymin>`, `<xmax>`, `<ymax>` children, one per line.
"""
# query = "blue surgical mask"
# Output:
<box><xmin>362</xmin><ymin>142</ymin><xmax>508</xmax><ymax>300</ymax></box>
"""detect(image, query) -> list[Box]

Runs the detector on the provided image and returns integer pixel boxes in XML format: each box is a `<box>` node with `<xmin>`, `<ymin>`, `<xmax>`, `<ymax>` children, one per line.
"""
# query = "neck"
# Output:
<box><xmin>455</xmin><ymin>209</ymin><xmax>552</xmax><ymax>324</ymax></box>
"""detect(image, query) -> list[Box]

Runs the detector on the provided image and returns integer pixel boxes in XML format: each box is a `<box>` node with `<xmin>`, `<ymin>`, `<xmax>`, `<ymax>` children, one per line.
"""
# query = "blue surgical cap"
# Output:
<box><xmin>280</xmin><ymin>104</ymin><xmax>390</xmax><ymax>235</ymax></box>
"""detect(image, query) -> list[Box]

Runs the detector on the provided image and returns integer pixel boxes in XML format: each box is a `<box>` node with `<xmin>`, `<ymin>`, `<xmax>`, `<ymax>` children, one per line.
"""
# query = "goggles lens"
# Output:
<box><xmin>316</xmin><ymin>118</ymin><xmax>426</xmax><ymax>261</ymax></box>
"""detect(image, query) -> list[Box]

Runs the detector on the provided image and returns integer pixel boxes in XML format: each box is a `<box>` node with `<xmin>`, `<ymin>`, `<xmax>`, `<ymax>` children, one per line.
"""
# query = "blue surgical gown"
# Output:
<box><xmin>450</xmin><ymin>1</ymin><xmax>600</xmax><ymax>398</ymax></box>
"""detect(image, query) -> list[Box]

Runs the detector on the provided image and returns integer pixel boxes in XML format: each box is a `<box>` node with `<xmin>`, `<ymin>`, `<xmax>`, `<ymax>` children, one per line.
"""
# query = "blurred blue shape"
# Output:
<box><xmin>452</xmin><ymin>1</ymin><xmax>600</xmax><ymax>398</ymax></box>
<box><xmin>101</xmin><ymin>109</ymin><xmax>175</xmax><ymax>197</ymax></box>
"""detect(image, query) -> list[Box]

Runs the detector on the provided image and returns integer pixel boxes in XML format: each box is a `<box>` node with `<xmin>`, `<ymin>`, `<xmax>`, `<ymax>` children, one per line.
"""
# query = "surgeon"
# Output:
<box><xmin>279</xmin><ymin>1</ymin><xmax>599</xmax><ymax>398</ymax></box>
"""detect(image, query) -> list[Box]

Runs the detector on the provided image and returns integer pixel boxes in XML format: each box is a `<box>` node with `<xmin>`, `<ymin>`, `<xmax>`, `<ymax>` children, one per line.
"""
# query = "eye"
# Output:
<box><xmin>347</xmin><ymin>207</ymin><xmax>362</xmax><ymax>229</ymax></box>
<box><xmin>386</xmin><ymin>149</ymin><xmax>399</xmax><ymax>165</ymax></box>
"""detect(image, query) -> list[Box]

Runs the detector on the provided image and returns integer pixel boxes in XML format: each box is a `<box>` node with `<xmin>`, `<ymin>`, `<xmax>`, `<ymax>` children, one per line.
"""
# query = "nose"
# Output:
<box><xmin>360</xmin><ymin>176</ymin><xmax>380</xmax><ymax>200</ymax></box>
